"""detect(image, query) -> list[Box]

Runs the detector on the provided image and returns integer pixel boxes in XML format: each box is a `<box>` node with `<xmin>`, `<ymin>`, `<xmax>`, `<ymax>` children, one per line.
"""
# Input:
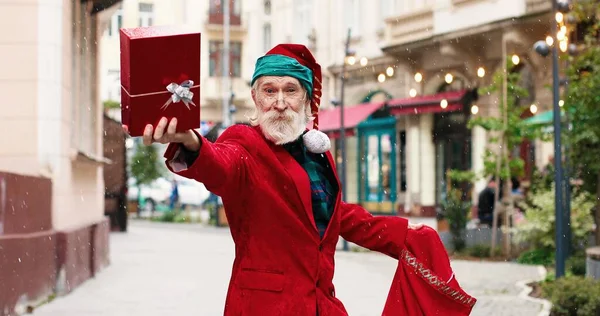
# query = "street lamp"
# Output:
<box><xmin>531</xmin><ymin>0</ymin><xmax>572</xmax><ymax>278</ymax></box>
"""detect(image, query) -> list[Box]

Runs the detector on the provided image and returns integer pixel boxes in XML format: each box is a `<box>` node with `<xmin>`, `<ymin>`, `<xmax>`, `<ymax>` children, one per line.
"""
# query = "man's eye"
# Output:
<box><xmin>265</xmin><ymin>88</ymin><xmax>275</xmax><ymax>93</ymax></box>
<box><xmin>287</xmin><ymin>88</ymin><xmax>296</xmax><ymax>93</ymax></box>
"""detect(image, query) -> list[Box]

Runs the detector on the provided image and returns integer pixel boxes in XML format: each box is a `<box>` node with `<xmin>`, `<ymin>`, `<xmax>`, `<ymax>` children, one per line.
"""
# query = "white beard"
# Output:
<box><xmin>257</xmin><ymin>107</ymin><xmax>307</xmax><ymax>145</ymax></box>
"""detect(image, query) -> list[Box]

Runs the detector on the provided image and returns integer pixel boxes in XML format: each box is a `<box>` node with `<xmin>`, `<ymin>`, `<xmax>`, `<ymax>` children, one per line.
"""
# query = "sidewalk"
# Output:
<box><xmin>32</xmin><ymin>221</ymin><xmax>548</xmax><ymax>316</ymax></box>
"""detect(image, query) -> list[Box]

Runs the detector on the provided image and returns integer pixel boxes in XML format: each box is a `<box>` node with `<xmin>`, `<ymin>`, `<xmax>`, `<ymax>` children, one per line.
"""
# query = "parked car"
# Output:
<box><xmin>127</xmin><ymin>176</ymin><xmax>210</xmax><ymax>213</ymax></box>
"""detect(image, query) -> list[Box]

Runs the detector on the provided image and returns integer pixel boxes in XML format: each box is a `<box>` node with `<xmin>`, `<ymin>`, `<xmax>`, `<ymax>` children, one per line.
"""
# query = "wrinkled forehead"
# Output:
<box><xmin>255</xmin><ymin>76</ymin><xmax>303</xmax><ymax>88</ymax></box>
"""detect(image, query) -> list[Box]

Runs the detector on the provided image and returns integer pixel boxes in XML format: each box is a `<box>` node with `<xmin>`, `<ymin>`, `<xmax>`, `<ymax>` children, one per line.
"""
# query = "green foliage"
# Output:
<box><xmin>566</xmin><ymin>255</ymin><xmax>587</xmax><ymax>277</ymax></box>
<box><xmin>565</xmin><ymin>39</ymin><xmax>600</xmax><ymax>196</ymax></box>
<box><xmin>541</xmin><ymin>276</ymin><xmax>600</xmax><ymax>316</ymax></box>
<box><xmin>514</xmin><ymin>185</ymin><xmax>594</xmax><ymax>252</ymax></box>
<box><xmin>447</xmin><ymin>169</ymin><xmax>476</xmax><ymax>183</ymax></box>
<box><xmin>152</xmin><ymin>211</ymin><xmax>177</xmax><ymax>222</ymax></box>
<box><xmin>440</xmin><ymin>188</ymin><xmax>472</xmax><ymax>252</ymax></box>
<box><xmin>467</xmin><ymin>58</ymin><xmax>545</xmax><ymax>184</ymax></box>
<box><xmin>517</xmin><ymin>248</ymin><xmax>554</xmax><ymax>266</ymax></box>
<box><xmin>130</xmin><ymin>142</ymin><xmax>163</xmax><ymax>187</ymax></box>
<box><xmin>103</xmin><ymin>100</ymin><xmax>120</xmax><ymax>109</ymax></box>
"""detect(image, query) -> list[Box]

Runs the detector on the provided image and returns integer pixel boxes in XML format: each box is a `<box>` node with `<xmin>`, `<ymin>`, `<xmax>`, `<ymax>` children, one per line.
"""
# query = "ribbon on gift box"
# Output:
<box><xmin>161</xmin><ymin>80</ymin><xmax>196</xmax><ymax>110</ymax></box>
<box><xmin>121</xmin><ymin>79</ymin><xmax>200</xmax><ymax>111</ymax></box>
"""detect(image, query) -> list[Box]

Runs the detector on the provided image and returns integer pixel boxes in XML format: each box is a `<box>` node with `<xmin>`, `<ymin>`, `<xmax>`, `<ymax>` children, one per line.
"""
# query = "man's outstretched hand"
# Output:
<box><xmin>125</xmin><ymin>117</ymin><xmax>201</xmax><ymax>152</ymax></box>
<box><xmin>408</xmin><ymin>222</ymin><xmax>425</xmax><ymax>230</ymax></box>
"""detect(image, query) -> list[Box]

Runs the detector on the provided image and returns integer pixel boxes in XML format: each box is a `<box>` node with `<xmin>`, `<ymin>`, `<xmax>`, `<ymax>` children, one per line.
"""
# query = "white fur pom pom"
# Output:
<box><xmin>303</xmin><ymin>129</ymin><xmax>331</xmax><ymax>154</ymax></box>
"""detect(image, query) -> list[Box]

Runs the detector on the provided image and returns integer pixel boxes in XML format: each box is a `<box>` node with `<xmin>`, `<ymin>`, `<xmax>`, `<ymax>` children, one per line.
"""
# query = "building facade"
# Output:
<box><xmin>0</xmin><ymin>0</ymin><xmax>121</xmax><ymax>314</ymax></box>
<box><xmin>262</xmin><ymin>0</ymin><xmax>557</xmax><ymax>217</ymax></box>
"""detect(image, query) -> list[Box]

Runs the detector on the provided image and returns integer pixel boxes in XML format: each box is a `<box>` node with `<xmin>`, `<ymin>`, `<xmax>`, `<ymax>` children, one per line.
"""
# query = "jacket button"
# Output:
<box><xmin>318</xmin><ymin>245</ymin><xmax>323</xmax><ymax>251</ymax></box>
<box><xmin>316</xmin><ymin>280</ymin><xmax>320</xmax><ymax>287</ymax></box>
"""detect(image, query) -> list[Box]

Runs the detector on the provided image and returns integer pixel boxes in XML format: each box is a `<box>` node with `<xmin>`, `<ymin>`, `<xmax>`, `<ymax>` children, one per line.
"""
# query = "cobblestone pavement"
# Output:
<box><xmin>33</xmin><ymin>221</ymin><xmax>547</xmax><ymax>316</ymax></box>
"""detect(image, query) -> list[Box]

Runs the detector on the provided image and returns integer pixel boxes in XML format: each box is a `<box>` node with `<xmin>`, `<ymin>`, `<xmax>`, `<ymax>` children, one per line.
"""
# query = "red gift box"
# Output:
<box><xmin>120</xmin><ymin>25</ymin><xmax>201</xmax><ymax>137</ymax></box>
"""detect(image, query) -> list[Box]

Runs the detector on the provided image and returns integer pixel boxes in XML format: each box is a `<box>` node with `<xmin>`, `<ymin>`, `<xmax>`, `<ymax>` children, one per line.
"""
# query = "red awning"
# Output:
<box><xmin>316</xmin><ymin>101</ymin><xmax>386</xmax><ymax>137</ymax></box>
<box><xmin>387</xmin><ymin>90</ymin><xmax>469</xmax><ymax>115</ymax></box>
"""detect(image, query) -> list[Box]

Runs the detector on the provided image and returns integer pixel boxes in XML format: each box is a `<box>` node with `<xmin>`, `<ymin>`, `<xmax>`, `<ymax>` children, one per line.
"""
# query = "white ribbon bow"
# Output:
<box><xmin>160</xmin><ymin>80</ymin><xmax>197</xmax><ymax>110</ymax></box>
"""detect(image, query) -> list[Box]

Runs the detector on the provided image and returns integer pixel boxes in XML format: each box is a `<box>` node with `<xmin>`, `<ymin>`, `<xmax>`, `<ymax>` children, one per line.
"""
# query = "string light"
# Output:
<box><xmin>445</xmin><ymin>73</ymin><xmax>453</xmax><ymax>84</ymax></box>
<box><xmin>360</xmin><ymin>57</ymin><xmax>368</xmax><ymax>66</ymax></box>
<box><xmin>414</xmin><ymin>72</ymin><xmax>423</xmax><ymax>82</ymax></box>
<box><xmin>440</xmin><ymin>99</ymin><xmax>448</xmax><ymax>109</ymax></box>
<box><xmin>409</xmin><ymin>89</ymin><xmax>417</xmax><ymax>97</ymax></box>
<box><xmin>346</xmin><ymin>56</ymin><xmax>356</xmax><ymax>65</ymax></box>
<box><xmin>556</xmin><ymin>12</ymin><xmax>564</xmax><ymax>23</ymax></box>
<box><xmin>512</xmin><ymin>55</ymin><xmax>520</xmax><ymax>65</ymax></box>
<box><xmin>386</xmin><ymin>66</ymin><xmax>394</xmax><ymax>77</ymax></box>
<box><xmin>477</xmin><ymin>67</ymin><xmax>485</xmax><ymax>78</ymax></box>
<box><xmin>377</xmin><ymin>73</ymin><xmax>386</xmax><ymax>83</ymax></box>
<box><xmin>530</xmin><ymin>104</ymin><xmax>538</xmax><ymax>114</ymax></box>
<box><xmin>559</xmin><ymin>100</ymin><xmax>565</xmax><ymax>107</ymax></box>
<box><xmin>546</xmin><ymin>35</ymin><xmax>554</xmax><ymax>46</ymax></box>
<box><xmin>471</xmin><ymin>105</ymin><xmax>479</xmax><ymax>115</ymax></box>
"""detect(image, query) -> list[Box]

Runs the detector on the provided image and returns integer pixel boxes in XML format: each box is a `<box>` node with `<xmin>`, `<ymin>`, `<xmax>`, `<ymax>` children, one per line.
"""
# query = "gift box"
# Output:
<box><xmin>120</xmin><ymin>25</ymin><xmax>201</xmax><ymax>137</ymax></box>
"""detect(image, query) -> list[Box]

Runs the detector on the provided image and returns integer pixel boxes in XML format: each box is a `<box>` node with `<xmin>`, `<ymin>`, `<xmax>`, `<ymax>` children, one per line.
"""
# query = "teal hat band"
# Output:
<box><xmin>251</xmin><ymin>54</ymin><xmax>313</xmax><ymax>97</ymax></box>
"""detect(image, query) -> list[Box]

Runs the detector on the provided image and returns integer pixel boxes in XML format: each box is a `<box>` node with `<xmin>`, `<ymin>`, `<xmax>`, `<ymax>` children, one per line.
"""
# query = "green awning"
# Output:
<box><xmin>524</xmin><ymin>110</ymin><xmax>554</xmax><ymax>125</ymax></box>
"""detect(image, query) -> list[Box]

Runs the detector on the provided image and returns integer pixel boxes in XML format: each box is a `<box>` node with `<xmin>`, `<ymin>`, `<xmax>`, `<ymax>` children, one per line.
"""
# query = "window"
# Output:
<box><xmin>106</xmin><ymin>9</ymin><xmax>122</xmax><ymax>37</ymax></box>
<box><xmin>209</xmin><ymin>0</ymin><xmax>242</xmax><ymax>25</ymax></box>
<box><xmin>358</xmin><ymin>129</ymin><xmax>397</xmax><ymax>203</ymax></box>
<box><xmin>138</xmin><ymin>3</ymin><xmax>153</xmax><ymax>27</ymax></box>
<box><xmin>263</xmin><ymin>23</ymin><xmax>272</xmax><ymax>52</ymax></box>
<box><xmin>264</xmin><ymin>0</ymin><xmax>271</xmax><ymax>15</ymax></box>
<box><xmin>209</xmin><ymin>41</ymin><xmax>242</xmax><ymax>77</ymax></box>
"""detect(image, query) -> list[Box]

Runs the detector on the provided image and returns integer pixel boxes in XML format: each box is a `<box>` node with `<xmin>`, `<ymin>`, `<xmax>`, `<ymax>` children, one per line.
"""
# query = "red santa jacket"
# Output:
<box><xmin>383</xmin><ymin>226</ymin><xmax>476</xmax><ymax>315</ymax></box>
<box><xmin>163</xmin><ymin>125</ymin><xmax>409</xmax><ymax>315</ymax></box>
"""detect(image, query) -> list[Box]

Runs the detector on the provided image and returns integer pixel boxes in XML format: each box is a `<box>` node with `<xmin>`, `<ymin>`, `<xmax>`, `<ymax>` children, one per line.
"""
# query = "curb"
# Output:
<box><xmin>515</xmin><ymin>266</ymin><xmax>552</xmax><ymax>316</ymax></box>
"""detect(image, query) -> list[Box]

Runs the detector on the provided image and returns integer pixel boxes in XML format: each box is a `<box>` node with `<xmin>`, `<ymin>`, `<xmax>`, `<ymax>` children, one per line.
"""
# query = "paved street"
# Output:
<box><xmin>33</xmin><ymin>221</ymin><xmax>548</xmax><ymax>316</ymax></box>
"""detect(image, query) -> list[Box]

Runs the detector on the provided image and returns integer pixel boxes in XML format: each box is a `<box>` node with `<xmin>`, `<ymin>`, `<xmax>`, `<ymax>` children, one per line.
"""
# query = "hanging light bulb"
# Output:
<box><xmin>530</xmin><ymin>103</ymin><xmax>538</xmax><ymax>114</ymax></box>
<box><xmin>386</xmin><ymin>66</ymin><xmax>394</xmax><ymax>77</ymax></box>
<box><xmin>360</xmin><ymin>57</ymin><xmax>368</xmax><ymax>66</ymax></box>
<box><xmin>414</xmin><ymin>72</ymin><xmax>423</xmax><ymax>82</ymax></box>
<box><xmin>440</xmin><ymin>99</ymin><xmax>448</xmax><ymax>109</ymax></box>
<box><xmin>409</xmin><ymin>89</ymin><xmax>417</xmax><ymax>97</ymax></box>
<box><xmin>546</xmin><ymin>35</ymin><xmax>554</xmax><ymax>46</ymax></box>
<box><xmin>512</xmin><ymin>55</ymin><xmax>520</xmax><ymax>65</ymax></box>
<box><xmin>477</xmin><ymin>67</ymin><xmax>485</xmax><ymax>78</ymax></box>
<box><xmin>445</xmin><ymin>73</ymin><xmax>453</xmax><ymax>84</ymax></box>
<box><xmin>346</xmin><ymin>56</ymin><xmax>356</xmax><ymax>65</ymax></box>
<box><xmin>377</xmin><ymin>73</ymin><xmax>386</xmax><ymax>83</ymax></box>
<box><xmin>471</xmin><ymin>105</ymin><xmax>479</xmax><ymax>115</ymax></box>
<box><xmin>560</xmin><ymin>40</ymin><xmax>568</xmax><ymax>52</ymax></box>
<box><xmin>556</xmin><ymin>12</ymin><xmax>564</xmax><ymax>23</ymax></box>
<box><xmin>559</xmin><ymin>100</ymin><xmax>565</xmax><ymax>107</ymax></box>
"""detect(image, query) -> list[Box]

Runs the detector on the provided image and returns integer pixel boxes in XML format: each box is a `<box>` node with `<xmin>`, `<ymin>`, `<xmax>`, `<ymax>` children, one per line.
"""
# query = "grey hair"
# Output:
<box><xmin>246</xmin><ymin>79</ymin><xmax>314</xmax><ymax>126</ymax></box>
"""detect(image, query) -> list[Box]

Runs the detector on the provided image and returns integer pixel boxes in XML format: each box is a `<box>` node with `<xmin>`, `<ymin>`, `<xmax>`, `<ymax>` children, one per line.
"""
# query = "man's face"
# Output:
<box><xmin>251</xmin><ymin>76</ymin><xmax>311</xmax><ymax>145</ymax></box>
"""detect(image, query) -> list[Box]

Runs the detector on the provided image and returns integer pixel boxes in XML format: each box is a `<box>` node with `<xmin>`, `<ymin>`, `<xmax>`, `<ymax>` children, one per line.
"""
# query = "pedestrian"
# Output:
<box><xmin>477</xmin><ymin>177</ymin><xmax>498</xmax><ymax>227</ymax></box>
<box><xmin>137</xmin><ymin>44</ymin><xmax>474</xmax><ymax>315</ymax></box>
<box><xmin>169</xmin><ymin>179</ymin><xmax>179</xmax><ymax>211</ymax></box>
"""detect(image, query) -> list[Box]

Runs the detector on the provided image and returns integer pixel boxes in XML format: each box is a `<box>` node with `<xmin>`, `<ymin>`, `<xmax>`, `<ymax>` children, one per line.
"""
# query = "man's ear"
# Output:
<box><xmin>251</xmin><ymin>88</ymin><xmax>257</xmax><ymax>104</ymax></box>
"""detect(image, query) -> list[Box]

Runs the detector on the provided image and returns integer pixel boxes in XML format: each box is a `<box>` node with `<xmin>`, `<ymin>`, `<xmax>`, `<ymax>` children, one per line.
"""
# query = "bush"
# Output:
<box><xmin>152</xmin><ymin>211</ymin><xmax>176</xmax><ymax>222</ymax></box>
<box><xmin>541</xmin><ymin>276</ymin><xmax>600</xmax><ymax>316</ymax></box>
<box><xmin>440</xmin><ymin>188</ymin><xmax>471</xmax><ymax>252</ymax></box>
<box><xmin>567</xmin><ymin>255</ymin><xmax>587</xmax><ymax>277</ymax></box>
<box><xmin>515</xmin><ymin>185</ymin><xmax>594</xmax><ymax>253</ymax></box>
<box><xmin>517</xmin><ymin>248</ymin><xmax>554</xmax><ymax>266</ymax></box>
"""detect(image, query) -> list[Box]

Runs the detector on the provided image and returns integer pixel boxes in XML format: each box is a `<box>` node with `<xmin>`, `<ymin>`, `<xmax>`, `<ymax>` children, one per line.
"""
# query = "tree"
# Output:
<box><xmin>452</xmin><ymin>57</ymin><xmax>545</xmax><ymax>256</ymax></box>
<box><xmin>565</xmin><ymin>0</ymin><xmax>600</xmax><ymax>245</ymax></box>
<box><xmin>130</xmin><ymin>141</ymin><xmax>164</xmax><ymax>205</ymax></box>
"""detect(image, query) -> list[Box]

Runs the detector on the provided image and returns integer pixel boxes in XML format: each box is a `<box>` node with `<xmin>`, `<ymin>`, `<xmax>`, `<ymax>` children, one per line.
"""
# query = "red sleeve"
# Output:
<box><xmin>339</xmin><ymin>202</ymin><xmax>408</xmax><ymax>259</ymax></box>
<box><xmin>163</xmin><ymin>125</ymin><xmax>257</xmax><ymax>198</ymax></box>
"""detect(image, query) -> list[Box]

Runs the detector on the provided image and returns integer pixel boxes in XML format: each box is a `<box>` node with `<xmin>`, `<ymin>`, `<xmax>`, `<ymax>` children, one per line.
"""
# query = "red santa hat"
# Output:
<box><xmin>251</xmin><ymin>44</ymin><xmax>330</xmax><ymax>153</ymax></box>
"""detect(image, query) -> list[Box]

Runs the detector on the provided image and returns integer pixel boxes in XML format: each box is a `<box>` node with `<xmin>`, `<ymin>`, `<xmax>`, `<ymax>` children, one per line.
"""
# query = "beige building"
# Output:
<box><xmin>263</xmin><ymin>0</ymin><xmax>556</xmax><ymax>217</ymax></box>
<box><xmin>0</xmin><ymin>0</ymin><xmax>121</xmax><ymax>313</ymax></box>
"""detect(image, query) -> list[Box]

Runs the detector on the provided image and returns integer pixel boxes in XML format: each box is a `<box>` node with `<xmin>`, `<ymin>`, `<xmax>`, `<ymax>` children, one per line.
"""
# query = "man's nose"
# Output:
<box><xmin>274</xmin><ymin>90</ymin><xmax>287</xmax><ymax>111</ymax></box>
